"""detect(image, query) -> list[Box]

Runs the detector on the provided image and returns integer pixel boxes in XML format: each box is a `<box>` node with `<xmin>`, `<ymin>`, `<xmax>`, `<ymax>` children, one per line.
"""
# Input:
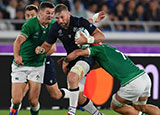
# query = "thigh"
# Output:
<box><xmin>44</xmin><ymin>57</ymin><xmax>57</xmax><ymax>85</ymax></box>
<box><xmin>68</xmin><ymin>57</ymin><xmax>95</xmax><ymax>71</ymax></box>
<box><xmin>28</xmin><ymin>80</ymin><xmax>41</xmax><ymax>99</ymax></box>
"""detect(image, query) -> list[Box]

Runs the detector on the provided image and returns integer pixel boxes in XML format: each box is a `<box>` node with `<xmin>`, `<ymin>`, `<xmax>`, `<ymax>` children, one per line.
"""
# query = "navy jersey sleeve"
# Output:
<box><xmin>78</xmin><ymin>17</ymin><xmax>97</xmax><ymax>35</ymax></box>
<box><xmin>46</xmin><ymin>23</ymin><xmax>58</xmax><ymax>44</ymax></box>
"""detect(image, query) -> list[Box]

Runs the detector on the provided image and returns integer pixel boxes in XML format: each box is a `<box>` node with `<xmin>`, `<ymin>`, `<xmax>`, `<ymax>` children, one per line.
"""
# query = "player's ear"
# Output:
<box><xmin>68</xmin><ymin>11</ymin><xmax>71</xmax><ymax>16</ymax></box>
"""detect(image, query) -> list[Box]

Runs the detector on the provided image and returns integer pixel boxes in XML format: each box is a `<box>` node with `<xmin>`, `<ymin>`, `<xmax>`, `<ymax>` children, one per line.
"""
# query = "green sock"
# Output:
<box><xmin>142</xmin><ymin>113</ymin><xmax>148</xmax><ymax>115</ymax></box>
<box><xmin>13</xmin><ymin>104</ymin><xmax>20</xmax><ymax>109</ymax></box>
<box><xmin>30</xmin><ymin>109</ymin><xmax>39</xmax><ymax>115</ymax></box>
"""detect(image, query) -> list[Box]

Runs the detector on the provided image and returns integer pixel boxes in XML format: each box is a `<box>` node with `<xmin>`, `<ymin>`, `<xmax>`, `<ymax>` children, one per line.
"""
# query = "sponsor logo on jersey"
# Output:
<box><xmin>33</xmin><ymin>32</ymin><xmax>39</xmax><ymax>38</ymax></box>
<box><xmin>58</xmin><ymin>29</ymin><xmax>63</xmax><ymax>36</ymax></box>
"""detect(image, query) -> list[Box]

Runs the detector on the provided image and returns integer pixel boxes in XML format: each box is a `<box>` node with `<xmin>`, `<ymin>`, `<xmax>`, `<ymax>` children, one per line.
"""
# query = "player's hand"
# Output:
<box><xmin>75</xmin><ymin>31</ymin><xmax>87</xmax><ymax>45</ymax></box>
<box><xmin>62</xmin><ymin>60</ymin><xmax>68</xmax><ymax>74</ymax></box>
<box><xmin>57</xmin><ymin>57</ymin><xmax>64</xmax><ymax>65</ymax></box>
<box><xmin>14</xmin><ymin>55</ymin><xmax>24</xmax><ymax>65</ymax></box>
<box><xmin>95</xmin><ymin>11</ymin><xmax>105</xmax><ymax>23</ymax></box>
<box><xmin>57</xmin><ymin>57</ymin><xmax>68</xmax><ymax>74</ymax></box>
<box><xmin>35</xmin><ymin>46</ymin><xmax>45</xmax><ymax>54</ymax></box>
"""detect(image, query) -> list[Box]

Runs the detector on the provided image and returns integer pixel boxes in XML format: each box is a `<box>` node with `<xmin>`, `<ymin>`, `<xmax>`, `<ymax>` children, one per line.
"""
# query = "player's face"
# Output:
<box><xmin>25</xmin><ymin>10</ymin><xmax>38</xmax><ymax>20</ymax></box>
<box><xmin>40</xmin><ymin>8</ymin><xmax>54</xmax><ymax>24</ymax></box>
<box><xmin>55</xmin><ymin>10</ymin><xmax>70</xmax><ymax>28</ymax></box>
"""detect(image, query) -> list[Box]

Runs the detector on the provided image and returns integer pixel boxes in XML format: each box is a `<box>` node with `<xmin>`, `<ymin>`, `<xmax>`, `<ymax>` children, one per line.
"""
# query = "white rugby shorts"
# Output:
<box><xmin>11</xmin><ymin>63</ymin><xmax>45</xmax><ymax>83</ymax></box>
<box><xmin>117</xmin><ymin>73</ymin><xmax>151</xmax><ymax>102</ymax></box>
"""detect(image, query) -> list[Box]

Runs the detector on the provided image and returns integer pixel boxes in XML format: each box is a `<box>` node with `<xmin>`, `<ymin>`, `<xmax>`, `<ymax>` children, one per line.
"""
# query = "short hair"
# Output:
<box><xmin>25</xmin><ymin>4</ymin><xmax>38</xmax><ymax>13</ymax></box>
<box><xmin>54</xmin><ymin>4</ymin><xmax>68</xmax><ymax>14</ymax></box>
<box><xmin>39</xmin><ymin>1</ymin><xmax>55</xmax><ymax>11</ymax></box>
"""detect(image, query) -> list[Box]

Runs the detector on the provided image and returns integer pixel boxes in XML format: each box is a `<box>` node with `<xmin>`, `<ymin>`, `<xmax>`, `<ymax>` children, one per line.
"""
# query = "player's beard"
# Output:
<box><xmin>59</xmin><ymin>22</ymin><xmax>68</xmax><ymax>28</ymax></box>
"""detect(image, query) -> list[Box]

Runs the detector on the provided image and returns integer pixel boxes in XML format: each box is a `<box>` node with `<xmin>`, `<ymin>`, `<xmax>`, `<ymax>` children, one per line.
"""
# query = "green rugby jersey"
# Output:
<box><xmin>13</xmin><ymin>17</ymin><xmax>56</xmax><ymax>67</ymax></box>
<box><xmin>89</xmin><ymin>44</ymin><xmax>145</xmax><ymax>86</ymax></box>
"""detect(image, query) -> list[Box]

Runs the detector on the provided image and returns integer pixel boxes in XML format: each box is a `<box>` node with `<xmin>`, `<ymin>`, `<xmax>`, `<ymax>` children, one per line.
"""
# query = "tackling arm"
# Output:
<box><xmin>88</xmin><ymin>11</ymin><xmax>105</xmax><ymax>24</ymax></box>
<box><xmin>65</xmin><ymin>49</ymin><xmax>90</xmax><ymax>63</ymax></box>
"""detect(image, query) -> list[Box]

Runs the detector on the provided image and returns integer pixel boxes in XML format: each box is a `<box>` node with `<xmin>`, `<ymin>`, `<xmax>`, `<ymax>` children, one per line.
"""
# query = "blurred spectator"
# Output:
<box><xmin>113</xmin><ymin>3</ymin><xmax>125</xmax><ymax>31</ymax></box>
<box><xmin>147</xmin><ymin>1</ymin><xmax>160</xmax><ymax>21</ymax></box>
<box><xmin>95</xmin><ymin>4</ymin><xmax>112</xmax><ymax>31</ymax></box>
<box><xmin>147</xmin><ymin>1</ymin><xmax>160</xmax><ymax>31</ymax></box>
<box><xmin>135</xmin><ymin>4</ymin><xmax>147</xmax><ymax>30</ymax></box>
<box><xmin>58</xmin><ymin>0</ymin><xmax>71</xmax><ymax>11</ymax></box>
<box><xmin>0</xmin><ymin>10</ymin><xmax>14</xmax><ymax>30</ymax></box>
<box><xmin>12</xmin><ymin>6</ymin><xmax>24</xmax><ymax>30</ymax></box>
<box><xmin>0</xmin><ymin>10</ymin><xmax>8</xmax><ymax>30</ymax></box>
<box><xmin>86</xmin><ymin>2</ymin><xmax>98</xmax><ymax>18</ymax></box>
<box><xmin>18</xmin><ymin>0</ymin><xmax>25</xmax><ymax>9</ymax></box>
<box><xmin>135</xmin><ymin>4</ymin><xmax>147</xmax><ymax>21</ymax></box>
<box><xmin>124</xmin><ymin>0</ymin><xmax>137</xmax><ymax>30</ymax></box>
<box><xmin>71</xmin><ymin>0</ymin><xmax>87</xmax><ymax>18</ymax></box>
<box><xmin>32</xmin><ymin>0</ymin><xmax>40</xmax><ymax>7</ymax></box>
<box><xmin>6</xmin><ymin>0</ymin><xmax>18</xmax><ymax>19</ymax></box>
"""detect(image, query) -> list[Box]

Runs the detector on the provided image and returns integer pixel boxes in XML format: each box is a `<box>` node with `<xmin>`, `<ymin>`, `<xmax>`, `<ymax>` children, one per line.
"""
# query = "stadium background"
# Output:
<box><xmin>0</xmin><ymin>0</ymin><xmax>160</xmax><ymax>114</ymax></box>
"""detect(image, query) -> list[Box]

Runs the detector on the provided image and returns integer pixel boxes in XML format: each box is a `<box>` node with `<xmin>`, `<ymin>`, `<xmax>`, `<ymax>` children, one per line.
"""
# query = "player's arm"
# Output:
<box><xmin>88</xmin><ymin>11</ymin><xmax>105</xmax><ymax>24</ymax></box>
<box><xmin>35</xmin><ymin>41</ymin><xmax>52</xmax><ymax>55</ymax></box>
<box><xmin>75</xmin><ymin>17</ymin><xmax>105</xmax><ymax>45</ymax></box>
<box><xmin>46</xmin><ymin>44</ymin><xmax>56</xmax><ymax>56</ymax></box>
<box><xmin>65</xmin><ymin>49</ymin><xmax>90</xmax><ymax>63</ymax></box>
<box><xmin>14</xmin><ymin>34</ymin><xmax>26</xmax><ymax>65</ymax></box>
<box><xmin>75</xmin><ymin>28</ymin><xmax>105</xmax><ymax>45</ymax></box>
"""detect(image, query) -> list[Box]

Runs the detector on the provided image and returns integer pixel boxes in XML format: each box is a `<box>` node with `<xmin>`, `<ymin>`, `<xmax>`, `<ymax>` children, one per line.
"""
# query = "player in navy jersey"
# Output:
<box><xmin>35</xmin><ymin>4</ymin><xmax>105</xmax><ymax>115</ymax></box>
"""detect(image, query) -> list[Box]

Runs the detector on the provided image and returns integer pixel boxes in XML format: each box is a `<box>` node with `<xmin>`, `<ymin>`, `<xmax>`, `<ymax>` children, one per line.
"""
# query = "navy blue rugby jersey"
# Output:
<box><xmin>46</xmin><ymin>16</ymin><xmax>96</xmax><ymax>54</ymax></box>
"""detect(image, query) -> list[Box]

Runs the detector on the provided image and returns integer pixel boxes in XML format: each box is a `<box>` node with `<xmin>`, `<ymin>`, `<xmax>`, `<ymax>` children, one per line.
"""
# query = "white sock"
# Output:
<box><xmin>31</xmin><ymin>102</ymin><xmax>40</xmax><ymax>111</ymax></box>
<box><xmin>82</xmin><ymin>99</ymin><xmax>100</xmax><ymax>115</ymax></box>
<box><xmin>138</xmin><ymin>112</ymin><xmax>142</xmax><ymax>115</ymax></box>
<box><xmin>68</xmin><ymin>88</ymin><xmax>79</xmax><ymax>115</ymax></box>
<box><xmin>61</xmin><ymin>88</ymin><xmax>70</xmax><ymax>98</ymax></box>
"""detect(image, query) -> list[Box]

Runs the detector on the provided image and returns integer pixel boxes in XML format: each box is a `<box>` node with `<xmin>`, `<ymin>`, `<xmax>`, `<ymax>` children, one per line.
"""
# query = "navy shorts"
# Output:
<box><xmin>43</xmin><ymin>56</ymin><xmax>57</xmax><ymax>86</ymax></box>
<box><xmin>67</xmin><ymin>56</ymin><xmax>95</xmax><ymax>73</ymax></box>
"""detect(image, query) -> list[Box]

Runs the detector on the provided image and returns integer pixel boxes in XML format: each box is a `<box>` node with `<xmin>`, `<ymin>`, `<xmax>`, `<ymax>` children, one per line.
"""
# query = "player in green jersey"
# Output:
<box><xmin>62</xmin><ymin>43</ymin><xmax>160</xmax><ymax>115</ymax></box>
<box><xmin>10</xmin><ymin>2</ymin><xmax>57</xmax><ymax>115</ymax></box>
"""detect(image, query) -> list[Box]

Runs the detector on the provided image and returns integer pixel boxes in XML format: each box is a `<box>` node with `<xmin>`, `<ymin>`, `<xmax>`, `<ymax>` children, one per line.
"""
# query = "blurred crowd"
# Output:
<box><xmin>0</xmin><ymin>0</ymin><xmax>160</xmax><ymax>31</ymax></box>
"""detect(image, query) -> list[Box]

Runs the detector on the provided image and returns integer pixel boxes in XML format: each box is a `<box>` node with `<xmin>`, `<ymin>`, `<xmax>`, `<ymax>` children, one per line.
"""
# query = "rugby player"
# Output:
<box><xmin>35</xmin><ymin>4</ymin><xmax>105</xmax><ymax>115</ymax></box>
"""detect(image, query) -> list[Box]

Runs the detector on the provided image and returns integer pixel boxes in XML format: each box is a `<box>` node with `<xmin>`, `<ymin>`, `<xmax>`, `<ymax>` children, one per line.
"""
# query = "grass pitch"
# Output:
<box><xmin>1</xmin><ymin>109</ymin><xmax>120</xmax><ymax>115</ymax></box>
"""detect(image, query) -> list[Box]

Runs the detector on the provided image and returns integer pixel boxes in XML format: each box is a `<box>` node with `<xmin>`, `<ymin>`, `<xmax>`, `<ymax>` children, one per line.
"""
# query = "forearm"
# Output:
<box><xmin>46</xmin><ymin>44</ymin><xmax>56</xmax><ymax>56</ymax></box>
<box><xmin>14</xmin><ymin>35</ymin><xmax>26</xmax><ymax>58</ymax></box>
<box><xmin>92</xmin><ymin>28</ymin><xmax>105</xmax><ymax>43</ymax></box>
<box><xmin>41</xmin><ymin>42</ymin><xmax>52</xmax><ymax>54</ymax></box>
<box><xmin>65</xmin><ymin>49</ymin><xmax>90</xmax><ymax>63</ymax></box>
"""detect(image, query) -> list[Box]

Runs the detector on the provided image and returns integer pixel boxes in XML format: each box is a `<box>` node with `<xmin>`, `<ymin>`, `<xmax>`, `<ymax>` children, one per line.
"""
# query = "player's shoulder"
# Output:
<box><xmin>51</xmin><ymin>21</ymin><xmax>61</xmax><ymax>31</ymax></box>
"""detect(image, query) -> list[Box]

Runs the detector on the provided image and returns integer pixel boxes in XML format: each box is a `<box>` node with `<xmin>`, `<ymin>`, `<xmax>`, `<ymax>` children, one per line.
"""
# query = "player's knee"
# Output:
<box><xmin>12</xmin><ymin>98</ymin><xmax>21</xmax><ymax>105</ymax></box>
<box><xmin>70</xmin><ymin>61</ymin><xmax>89</xmax><ymax>79</ymax></box>
<box><xmin>28</xmin><ymin>98</ymin><xmax>38</xmax><ymax>107</ymax></box>
<box><xmin>111</xmin><ymin>94</ymin><xmax>125</xmax><ymax>110</ymax></box>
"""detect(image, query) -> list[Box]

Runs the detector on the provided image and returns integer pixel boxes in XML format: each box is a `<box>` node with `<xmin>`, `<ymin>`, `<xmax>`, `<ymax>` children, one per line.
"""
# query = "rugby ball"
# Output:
<box><xmin>75</xmin><ymin>28</ymin><xmax>90</xmax><ymax>49</ymax></box>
